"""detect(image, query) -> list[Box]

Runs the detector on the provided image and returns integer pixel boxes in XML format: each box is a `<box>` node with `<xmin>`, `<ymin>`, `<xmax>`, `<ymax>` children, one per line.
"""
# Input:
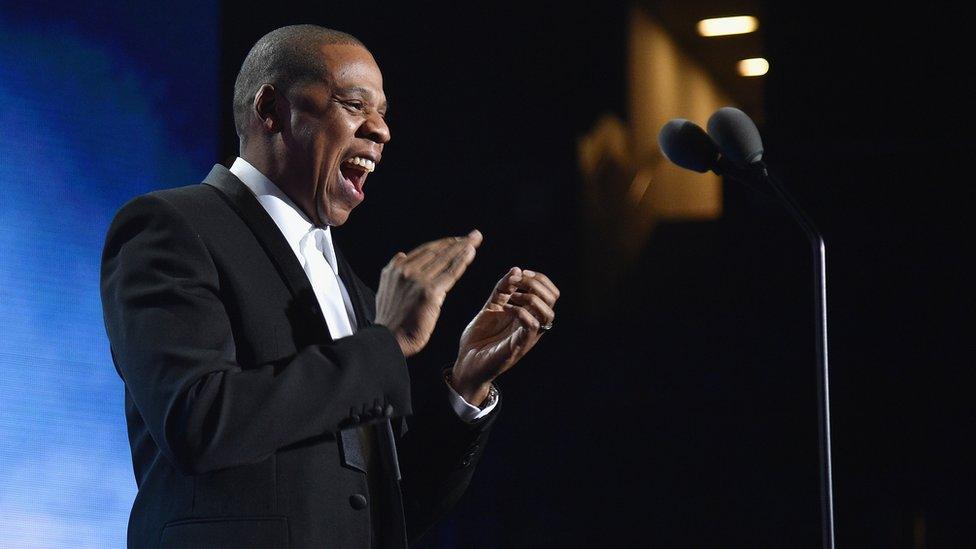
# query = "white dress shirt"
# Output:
<box><xmin>230</xmin><ymin>157</ymin><xmax>496</xmax><ymax>421</ymax></box>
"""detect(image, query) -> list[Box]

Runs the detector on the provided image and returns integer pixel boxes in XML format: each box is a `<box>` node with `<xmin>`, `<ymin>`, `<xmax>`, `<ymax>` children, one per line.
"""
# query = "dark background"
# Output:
<box><xmin>218</xmin><ymin>2</ymin><xmax>974</xmax><ymax>547</ymax></box>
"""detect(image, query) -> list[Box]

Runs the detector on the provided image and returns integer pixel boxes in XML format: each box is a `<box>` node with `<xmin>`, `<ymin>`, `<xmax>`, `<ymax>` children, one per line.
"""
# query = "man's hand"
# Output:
<box><xmin>450</xmin><ymin>267</ymin><xmax>560</xmax><ymax>405</ymax></box>
<box><xmin>375</xmin><ymin>230</ymin><xmax>483</xmax><ymax>357</ymax></box>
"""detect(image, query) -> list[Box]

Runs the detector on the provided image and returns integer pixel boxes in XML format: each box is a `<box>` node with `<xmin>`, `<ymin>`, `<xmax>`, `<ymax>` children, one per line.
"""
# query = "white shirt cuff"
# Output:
<box><xmin>445</xmin><ymin>379</ymin><xmax>498</xmax><ymax>422</ymax></box>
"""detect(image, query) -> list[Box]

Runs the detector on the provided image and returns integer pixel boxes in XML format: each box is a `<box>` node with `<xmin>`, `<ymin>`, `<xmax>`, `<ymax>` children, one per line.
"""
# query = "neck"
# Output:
<box><xmin>240</xmin><ymin>143</ymin><xmax>322</xmax><ymax>225</ymax></box>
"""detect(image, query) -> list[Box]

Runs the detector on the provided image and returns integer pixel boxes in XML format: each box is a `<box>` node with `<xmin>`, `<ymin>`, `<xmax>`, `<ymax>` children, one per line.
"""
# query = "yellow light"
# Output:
<box><xmin>737</xmin><ymin>57</ymin><xmax>769</xmax><ymax>77</ymax></box>
<box><xmin>697</xmin><ymin>16</ymin><xmax>759</xmax><ymax>37</ymax></box>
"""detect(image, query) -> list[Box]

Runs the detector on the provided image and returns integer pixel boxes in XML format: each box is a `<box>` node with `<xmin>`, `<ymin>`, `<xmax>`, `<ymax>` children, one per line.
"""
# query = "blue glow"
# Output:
<box><xmin>0</xmin><ymin>4</ymin><xmax>217</xmax><ymax>547</ymax></box>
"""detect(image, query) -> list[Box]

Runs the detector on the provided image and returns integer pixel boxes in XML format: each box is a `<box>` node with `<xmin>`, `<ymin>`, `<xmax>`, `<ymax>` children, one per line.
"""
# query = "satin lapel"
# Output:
<box><xmin>334</xmin><ymin>244</ymin><xmax>374</xmax><ymax>330</ymax></box>
<box><xmin>201</xmin><ymin>164</ymin><xmax>331</xmax><ymax>341</ymax></box>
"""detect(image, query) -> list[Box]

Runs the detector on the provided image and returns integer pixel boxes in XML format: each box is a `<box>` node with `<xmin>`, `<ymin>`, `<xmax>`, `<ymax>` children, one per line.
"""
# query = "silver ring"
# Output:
<box><xmin>539</xmin><ymin>321</ymin><xmax>554</xmax><ymax>333</ymax></box>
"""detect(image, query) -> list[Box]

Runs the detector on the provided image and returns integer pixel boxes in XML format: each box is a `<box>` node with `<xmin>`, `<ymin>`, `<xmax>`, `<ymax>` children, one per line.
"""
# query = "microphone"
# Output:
<box><xmin>657</xmin><ymin>118</ymin><xmax>719</xmax><ymax>173</ymax></box>
<box><xmin>657</xmin><ymin>118</ymin><xmax>769</xmax><ymax>195</ymax></box>
<box><xmin>659</xmin><ymin>108</ymin><xmax>837</xmax><ymax>549</ymax></box>
<box><xmin>706</xmin><ymin>107</ymin><xmax>764</xmax><ymax>165</ymax></box>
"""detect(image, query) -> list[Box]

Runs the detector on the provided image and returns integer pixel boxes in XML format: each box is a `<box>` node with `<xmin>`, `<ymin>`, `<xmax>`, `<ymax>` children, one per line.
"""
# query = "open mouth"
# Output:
<box><xmin>339</xmin><ymin>156</ymin><xmax>376</xmax><ymax>199</ymax></box>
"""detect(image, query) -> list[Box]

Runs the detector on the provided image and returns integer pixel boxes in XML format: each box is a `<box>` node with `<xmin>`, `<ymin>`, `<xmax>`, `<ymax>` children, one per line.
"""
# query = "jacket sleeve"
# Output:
<box><xmin>100</xmin><ymin>192</ymin><xmax>411</xmax><ymax>475</ymax></box>
<box><xmin>397</xmin><ymin>366</ymin><xmax>499</xmax><ymax>544</ymax></box>
<box><xmin>343</xmin><ymin>271</ymin><xmax>500</xmax><ymax>545</ymax></box>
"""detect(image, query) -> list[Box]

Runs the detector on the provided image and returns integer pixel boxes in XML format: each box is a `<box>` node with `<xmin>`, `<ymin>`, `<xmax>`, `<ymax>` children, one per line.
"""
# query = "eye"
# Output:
<box><xmin>343</xmin><ymin>100</ymin><xmax>367</xmax><ymax>112</ymax></box>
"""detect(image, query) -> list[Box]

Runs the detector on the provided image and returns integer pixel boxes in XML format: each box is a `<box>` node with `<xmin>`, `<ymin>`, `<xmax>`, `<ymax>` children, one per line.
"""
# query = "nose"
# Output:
<box><xmin>358</xmin><ymin>111</ymin><xmax>391</xmax><ymax>144</ymax></box>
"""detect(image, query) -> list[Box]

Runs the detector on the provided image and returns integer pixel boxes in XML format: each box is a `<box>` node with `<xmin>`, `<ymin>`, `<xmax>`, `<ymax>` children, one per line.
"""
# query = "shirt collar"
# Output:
<box><xmin>229</xmin><ymin>157</ymin><xmax>339</xmax><ymax>272</ymax></box>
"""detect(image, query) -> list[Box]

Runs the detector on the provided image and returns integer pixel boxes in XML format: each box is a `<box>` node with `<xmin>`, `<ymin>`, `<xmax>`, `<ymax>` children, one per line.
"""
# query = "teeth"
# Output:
<box><xmin>345</xmin><ymin>156</ymin><xmax>376</xmax><ymax>173</ymax></box>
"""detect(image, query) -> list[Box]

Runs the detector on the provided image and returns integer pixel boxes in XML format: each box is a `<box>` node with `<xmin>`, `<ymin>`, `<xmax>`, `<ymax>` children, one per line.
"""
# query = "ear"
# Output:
<box><xmin>253</xmin><ymin>84</ymin><xmax>282</xmax><ymax>134</ymax></box>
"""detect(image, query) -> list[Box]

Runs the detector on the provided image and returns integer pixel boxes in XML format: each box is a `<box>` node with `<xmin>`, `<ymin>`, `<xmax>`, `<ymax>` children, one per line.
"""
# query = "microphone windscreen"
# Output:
<box><xmin>707</xmin><ymin>107</ymin><xmax>764</xmax><ymax>164</ymax></box>
<box><xmin>658</xmin><ymin>119</ymin><xmax>719</xmax><ymax>173</ymax></box>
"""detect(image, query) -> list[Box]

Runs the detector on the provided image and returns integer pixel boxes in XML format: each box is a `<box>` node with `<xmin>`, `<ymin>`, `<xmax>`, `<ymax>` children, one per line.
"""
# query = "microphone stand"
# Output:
<box><xmin>730</xmin><ymin>163</ymin><xmax>836</xmax><ymax>549</ymax></box>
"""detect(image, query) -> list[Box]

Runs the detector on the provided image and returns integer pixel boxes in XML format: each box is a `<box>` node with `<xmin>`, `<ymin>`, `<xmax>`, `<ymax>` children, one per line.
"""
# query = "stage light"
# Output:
<box><xmin>697</xmin><ymin>16</ymin><xmax>759</xmax><ymax>37</ymax></box>
<box><xmin>737</xmin><ymin>57</ymin><xmax>769</xmax><ymax>77</ymax></box>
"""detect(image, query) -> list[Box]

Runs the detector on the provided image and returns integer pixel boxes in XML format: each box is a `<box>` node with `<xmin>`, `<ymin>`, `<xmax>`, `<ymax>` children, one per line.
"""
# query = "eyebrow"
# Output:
<box><xmin>336</xmin><ymin>86</ymin><xmax>388</xmax><ymax>113</ymax></box>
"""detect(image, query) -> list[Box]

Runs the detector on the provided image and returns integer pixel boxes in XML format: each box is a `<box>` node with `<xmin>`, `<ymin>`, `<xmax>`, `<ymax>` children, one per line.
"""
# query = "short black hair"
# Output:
<box><xmin>233</xmin><ymin>25</ymin><xmax>366</xmax><ymax>141</ymax></box>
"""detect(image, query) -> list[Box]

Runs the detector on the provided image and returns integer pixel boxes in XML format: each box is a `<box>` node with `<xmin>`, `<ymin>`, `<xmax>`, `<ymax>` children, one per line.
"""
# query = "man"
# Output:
<box><xmin>100</xmin><ymin>25</ymin><xmax>559</xmax><ymax>548</ymax></box>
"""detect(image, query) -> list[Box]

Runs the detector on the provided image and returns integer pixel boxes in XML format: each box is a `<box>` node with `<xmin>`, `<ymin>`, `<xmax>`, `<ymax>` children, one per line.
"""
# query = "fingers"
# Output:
<box><xmin>466</xmin><ymin>229</ymin><xmax>484</xmax><ymax>247</ymax></box>
<box><xmin>431</xmin><ymin>241</ymin><xmax>478</xmax><ymax>290</ymax></box>
<box><xmin>388</xmin><ymin>251</ymin><xmax>408</xmax><ymax>267</ymax></box>
<box><xmin>508</xmin><ymin>290</ymin><xmax>555</xmax><ymax>327</ymax></box>
<box><xmin>513</xmin><ymin>275</ymin><xmax>557</xmax><ymax>308</ymax></box>
<box><xmin>398</xmin><ymin>240</ymin><xmax>452</xmax><ymax>272</ymax></box>
<box><xmin>486</xmin><ymin>267</ymin><xmax>522</xmax><ymax>307</ymax></box>
<box><xmin>422</xmin><ymin>231</ymin><xmax>480</xmax><ymax>274</ymax></box>
<box><xmin>385</xmin><ymin>230</ymin><xmax>482</xmax><ymax>299</ymax></box>
<box><xmin>403</xmin><ymin>236</ymin><xmax>453</xmax><ymax>260</ymax></box>
<box><xmin>503</xmin><ymin>302</ymin><xmax>541</xmax><ymax>334</ymax></box>
<box><xmin>397</xmin><ymin>235</ymin><xmax>461</xmax><ymax>268</ymax></box>
<box><xmin>399</xmin><ymin>230</ymin><xmax>482</xmax><ymax>270</ymax></box>
<box><xmin>521</xmin><ymin>270</ymin><xmax>560</xmax><ymax>303</ymax></box>
<box><xmin>506</xmin><ymin>269</ymin><xmax>559</xmax><ymax>334</ymax></box>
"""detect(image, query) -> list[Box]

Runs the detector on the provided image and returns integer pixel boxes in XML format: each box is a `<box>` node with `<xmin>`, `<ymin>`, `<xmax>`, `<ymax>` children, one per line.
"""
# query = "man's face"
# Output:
<box><xmin>282</xmin><ymin>44</ymin><xmax>390</xmax><ymax>226</ymax></box>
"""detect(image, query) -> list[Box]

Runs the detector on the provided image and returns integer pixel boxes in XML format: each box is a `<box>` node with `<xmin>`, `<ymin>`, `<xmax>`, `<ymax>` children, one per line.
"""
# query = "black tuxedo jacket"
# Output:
<box><xmin>100</xmin><ymin>165</ymin><xmax>496</xmax><ymax>548</ymax></box>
